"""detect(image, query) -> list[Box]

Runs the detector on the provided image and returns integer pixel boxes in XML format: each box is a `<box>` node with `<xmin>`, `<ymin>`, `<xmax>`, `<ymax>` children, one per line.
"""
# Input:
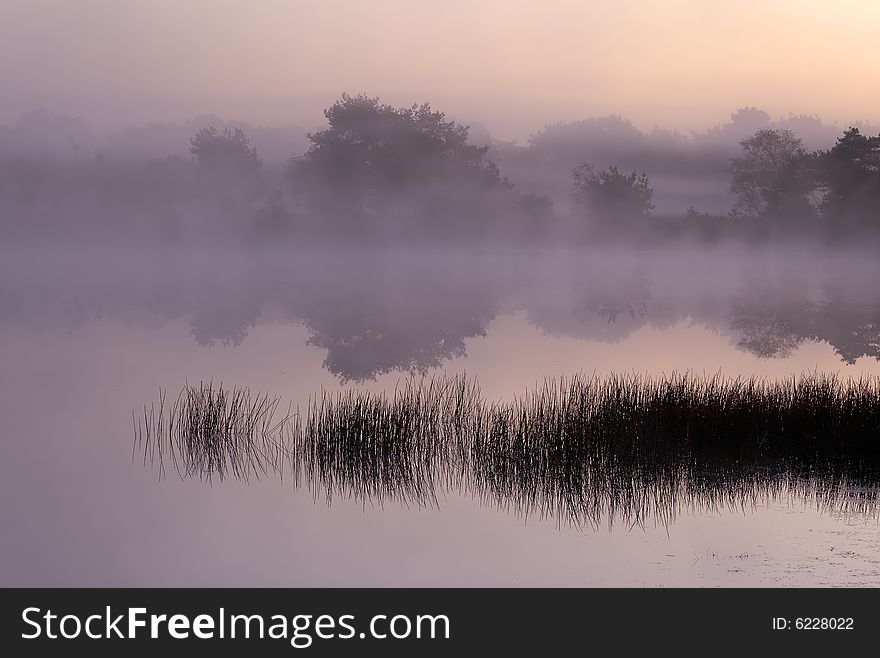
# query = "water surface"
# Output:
<box><xmin>2</xmin><ymin>245</ymin><xmax>879</xmax><ymax>586</ymax></box>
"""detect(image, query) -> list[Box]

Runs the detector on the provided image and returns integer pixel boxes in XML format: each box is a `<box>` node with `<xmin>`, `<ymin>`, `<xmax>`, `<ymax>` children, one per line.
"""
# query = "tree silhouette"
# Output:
<box><xmin>529</xmin><ymin>116</ymin><xmax>648</xmax><ymax>166</ymax></box>
<box><xmin>190</xmin><ymin>127</ymin><xmax>261</xmax><ymax>175</ymax></box>
<box><xmin>726</xmin><ymin>107</ymin><xmax>772</xmax><ymax>134</ymax></box>
<box><xmin>816</xmin><ymin>127</ymin><xmax>880</xmax><ymax>226</ymax></box>
<box><xmin>729</xmin><ymin>129</ymin><xmax>815</xmax><ymax>218</ymax></box>
<box><xmin>295</xmin><ymin>93</ymin><xmax>504</xmax><ymax>217</ymax></box>
<box><xmin>571</xmin><ymin>164</ymin><xmax>654</xmax><ymax>221</ymax></box>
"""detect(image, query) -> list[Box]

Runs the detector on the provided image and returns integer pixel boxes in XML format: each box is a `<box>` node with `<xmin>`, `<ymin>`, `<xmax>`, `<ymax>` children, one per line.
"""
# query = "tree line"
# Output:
<box><xmin>2</xmin><ymin>94</ymin><xmax>879</xmax><ymax>243</ymax></box>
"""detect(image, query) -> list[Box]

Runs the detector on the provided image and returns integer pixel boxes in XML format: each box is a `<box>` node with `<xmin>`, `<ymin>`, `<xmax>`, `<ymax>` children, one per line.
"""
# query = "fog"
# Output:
<box><xmin>3</xmin><ymin>2</ymin><xmax>880</xmax><ymax>138</ymax></box>
<box><xmin>3</xmin><ymin>244</ymin><xmax>878</xmax><ymax>382</ymax></box>
<box><xmin>4</xmin><ymin>1</ymin><xmax>880</xmax><ymax>589</ymax></box>
<box><xmin>2</xmin><ymin>95</ymin><xmax>880</xmax><ymax>246</ymax></box>
<box><xmin>2</xmin><ymin>93</ymin><xmax>880</xmax><ymax>382</ymax></box>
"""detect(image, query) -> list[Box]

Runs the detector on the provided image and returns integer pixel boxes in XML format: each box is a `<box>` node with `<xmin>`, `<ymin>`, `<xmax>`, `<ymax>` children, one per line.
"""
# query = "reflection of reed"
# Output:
<box><xmin>133</xmin><ymin>381</ymin><xmax>292</xmax><ymax>483</ymax></box>
<box><xmin>134</xmin><ymin>373</ymin><xmax>880</xmax><ymax>526</ymax></box>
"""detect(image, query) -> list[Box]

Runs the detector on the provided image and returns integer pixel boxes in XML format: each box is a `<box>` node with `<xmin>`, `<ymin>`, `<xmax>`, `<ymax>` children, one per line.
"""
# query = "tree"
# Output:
<box><xmin>529</xmin><ymin>116</ymin><xmax>648</xmax><ymax>166</ymax></box>
<box><xmin>729</xmin><ymin>129</ymin><xmax>815</xmax><ymax>218</ymax></box>
<box><xmin>571</xmin><ymin>164</ymin><xmax>654</xmax><ymax>221</ymax></box>
<box><xmin>190</xmin><ymin>127</ymin><xmax>261</xmax><ymax>175</ymax></box>
<box><xmin>726</xmin><ymin>107</ymin><xmax>771</xmax><ymax>134</ymax></box>
<box><xmin>815</xmin><ymin>127</ymin><xmax>880</xmax><ymax>225</ymax></box>
<box><xmin>294</xmin><ymin>93</ymin><xmax>504</xmax><ymax>216</ymax></box>
<box><xmin>691</xmin><ymin>107</ymin><xmax>771</xmax><ymax>154</ymax></box>
<box><xmin>519</xmin><ymin>192</ymin><xmax>554</xmax><ymax>221</ymax></box>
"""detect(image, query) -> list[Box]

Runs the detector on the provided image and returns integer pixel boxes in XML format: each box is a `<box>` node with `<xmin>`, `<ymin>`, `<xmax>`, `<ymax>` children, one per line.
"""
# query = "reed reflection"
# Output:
<box><xmin>135</xmin><ymin>374</ymin><xmax>880</xmax><ymax>528</ymax></box>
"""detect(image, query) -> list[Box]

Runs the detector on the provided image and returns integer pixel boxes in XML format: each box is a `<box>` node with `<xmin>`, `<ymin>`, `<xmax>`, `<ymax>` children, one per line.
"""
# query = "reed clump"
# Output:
<box><xmin>134</xmin><ymin>381</ymin><xmax>292</xmax><ymax>483</ymax></box>
<box><xmin>134</xmin><ymin>372</ymin><xmax>880</xmax><ymax>525</ymax></box>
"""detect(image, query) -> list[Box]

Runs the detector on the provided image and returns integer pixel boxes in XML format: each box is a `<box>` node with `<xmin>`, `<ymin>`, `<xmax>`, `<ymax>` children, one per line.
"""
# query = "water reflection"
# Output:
<box><xmin>2</xmin><ymin>246</ymin><xmax>880</xmax><ymax>381</ymax></box>
<box><xmin>729</xmin><ymin>287</ymin><xmax>880</xmax><ymax>363</ymax></box>
<box><xmin>135</xmin><ymin>374</ymin><xmax>880</xmax><ymax>528</ymax></box>
<box><xmin>5</xmin><ymin>246</ymin><xmax>880</xmax><ymax>586</ymax></box>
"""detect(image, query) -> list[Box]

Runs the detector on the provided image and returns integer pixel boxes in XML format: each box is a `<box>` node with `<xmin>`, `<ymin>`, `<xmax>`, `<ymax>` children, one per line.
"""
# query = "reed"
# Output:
<box><xmin>134</xmin><ymin>381</ymin><xmax>293</xmax><ymax>483</ymax></box>
<box><xmin>134</xmin><ymin>372</ymin><xmax>880</xmax><ymax>525</ymax></box>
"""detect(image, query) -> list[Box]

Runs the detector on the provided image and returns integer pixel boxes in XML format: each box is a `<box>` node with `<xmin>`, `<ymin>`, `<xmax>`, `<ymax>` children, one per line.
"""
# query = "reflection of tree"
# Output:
<box><xmin>289</xmin><ymin>281</ymin><xmax>497</xmax><ymax>381</ymax></box>
<box><xmin>524</xmin><ymin>275</ymin><xmax>676</xmax><ymax>344</ymax></box>
<box><xmin>810</xmin><ymin>297</ymin><xmax>880</xmax><ymax>364</ymax></box>
<box><xmin>728</xmin><ymin>289</ymin><xmax>880</xmax><ymax>363</ymax></box>
<box><xmin>4</xmin><ymin>251</ymin><xmax>880</xmax><ymax>381</ymax></box>
<box><xmin>529</xmin><ymin>297</ymin><xmax>649</xmax><ymax>343</ymax></box>
<box><xmin>307</xmin><ymin>318</ymin><xmax>488</xmax><ymax>382</ymax></box>
<box><xmin>728</xmin><ymin>305</ymin><xmax>805</xmax><ymax>358</ymax></box>
<box><xmin>189</xmin><ymin>301</ymin><xmax>261</xmax><ymax>347</ymax></box>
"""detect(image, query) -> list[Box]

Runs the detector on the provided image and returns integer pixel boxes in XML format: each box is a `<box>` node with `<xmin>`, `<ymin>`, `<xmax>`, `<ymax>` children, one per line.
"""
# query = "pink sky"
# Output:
<box><xmin>2</xmin><ymin>1</ymin><xmax>879</xmax><ymax>139</ymax></box>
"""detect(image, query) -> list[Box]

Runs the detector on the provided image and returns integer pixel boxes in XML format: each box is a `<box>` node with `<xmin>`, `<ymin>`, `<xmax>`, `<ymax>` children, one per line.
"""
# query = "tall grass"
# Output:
<box><xmin>135</xmin><ymin>372</ymin><xmax>880</xmax><ymax>525</ymax></box>
<box><xmin>134</xmin><ymin>381</ymin><xmax>292</xmax><ymax>483</ymax></box>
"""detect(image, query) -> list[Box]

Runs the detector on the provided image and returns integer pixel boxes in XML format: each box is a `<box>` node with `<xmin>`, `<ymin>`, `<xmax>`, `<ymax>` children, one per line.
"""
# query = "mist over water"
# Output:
<box><xmin>4</xmin><ymin>243</ymin><xmax>879</xmax><ymax>379</ymax></box>
<box><xmin>4</xmin><ymin>233</ymin><xmax>880</xmax><ymax>585</ymax></box>
<box><xmin>4</xmin><ymin>69</ymin><xmax>880</xmax><ymax>585</ymax></box>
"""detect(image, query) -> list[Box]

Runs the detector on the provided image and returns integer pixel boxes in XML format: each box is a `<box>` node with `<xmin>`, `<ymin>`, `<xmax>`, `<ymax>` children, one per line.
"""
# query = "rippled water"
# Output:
<box><xmin>2</xmin><ymin>245</ymin><xmax>879</xmax><ymax>586</ymax></box>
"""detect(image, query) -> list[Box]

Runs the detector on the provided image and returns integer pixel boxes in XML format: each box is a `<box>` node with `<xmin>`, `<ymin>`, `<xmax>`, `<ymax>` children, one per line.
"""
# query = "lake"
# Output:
<box><xmin>2</xmin><ymin>243</ymin><xmax>879</xmax><ymax>586</ymax></box>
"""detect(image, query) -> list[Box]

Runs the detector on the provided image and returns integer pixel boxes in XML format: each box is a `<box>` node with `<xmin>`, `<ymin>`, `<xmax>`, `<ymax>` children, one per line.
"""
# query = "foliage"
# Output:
<box><xmin>729</xmin><ymin>129</ymin><xmax>815</xmax><ymax>218</ymax></box>
<box><xmin>296</xmin><ymin>93</ymin><xmax>504</xmax><ymax>215</ymax></box>
<box><xmin>571</xmin><ymin>164</ymin><xmax>654</xmax><ymax>221</ymax></box>
<box><xmin>815</xmin><ymin>128</ymin><xmax>880</xmax><ymax>225</ymax></box>
<box><xmin>190</xmin><ymin>126</ymin><xmax>262</xmax><ymax>175</ymax></box>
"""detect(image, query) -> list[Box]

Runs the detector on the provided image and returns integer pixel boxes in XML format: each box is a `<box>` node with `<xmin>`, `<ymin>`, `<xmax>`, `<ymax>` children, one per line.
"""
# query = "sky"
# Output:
<box><xmin>2</xmin><ymin>0</ymin><xmax>879</xmax><ymax>140</ymax></box>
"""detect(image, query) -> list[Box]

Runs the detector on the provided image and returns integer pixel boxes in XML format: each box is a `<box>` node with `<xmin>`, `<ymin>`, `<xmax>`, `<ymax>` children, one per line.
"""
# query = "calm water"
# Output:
<box><xmin>2</xmin><ymin>245</ymin><xmax>879</xmax><ymax>586</ymax></box>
